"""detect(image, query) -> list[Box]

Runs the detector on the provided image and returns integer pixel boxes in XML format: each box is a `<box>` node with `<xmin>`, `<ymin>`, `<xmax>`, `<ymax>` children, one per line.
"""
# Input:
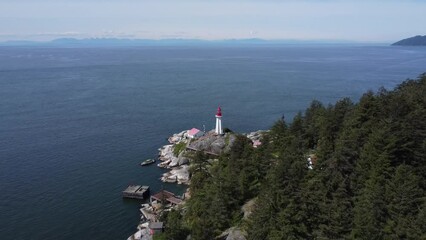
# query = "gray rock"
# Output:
<box><xmin>168</xmin><ymin>130</ymin><xmax>188</xmax><ymax>144</ymax></box>
<box><xmin>188</xmin><ymin>132</ymin><xmax>236</xmax><ymax>155</ymax></box>
<box><xmin>211</xmin><ymin>138</ymin><xmax>226</xmax><ymax>154</ymax></box>
<box><xmin>226</xmin><ymin>229</ymin><xmax>246</xmax><ymax>240</ymax></box>
<box><xmin>223</xmin><ymin>134</ymin><xmax>237</xmax><ymax>153</ymax></box>
<box><xmin>168</xmin><ymin>156</ymin><xmax>179</xmax><ymax>167</ymax></box>
<box><xmin>245</xmin><ymin>130</ymin><xmax>268</xmax><ymax>141</ymax></box>
<box><xmin>177</xmin><ymin>151</ymin><xmax>190</xmax><ymax>165</ymax></box>
<box><xmin>217</xmin><ymin>227</ymin><xmax>247</xmax><ymax>240</ymax></box>
<box><xmin>161</xmin><ymin>165</ymin><xmax>190</xmax><ymax>184</ymax></box>
<box><xmin>241</xmin><ymin>198</ymin><xmax>256</xmax><ymax>219</ymax></box>
<box><xmin>159</xmin><ymin>145</ymin><xmax>174</xmax><ymax>161</ymax></box>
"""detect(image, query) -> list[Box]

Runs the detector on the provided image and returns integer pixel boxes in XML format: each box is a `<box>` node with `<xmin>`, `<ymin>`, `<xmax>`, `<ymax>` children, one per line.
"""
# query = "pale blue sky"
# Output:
<box><xmin>0</xmin><ymin>0</ymin><xmax>425</xmax><ymax>42</ymax></box>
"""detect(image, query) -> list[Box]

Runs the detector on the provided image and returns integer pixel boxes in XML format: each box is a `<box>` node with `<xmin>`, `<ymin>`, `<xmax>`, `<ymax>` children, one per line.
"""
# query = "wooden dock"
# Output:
<box><xmin>122</xmin><ymin>185</ymin><xmax>150</xmax><ymax>200</ymax></box>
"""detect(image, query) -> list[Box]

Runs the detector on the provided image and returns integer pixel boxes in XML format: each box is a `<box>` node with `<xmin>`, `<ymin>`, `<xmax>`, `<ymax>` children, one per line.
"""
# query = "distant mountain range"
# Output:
<box><xmin>392</xmin><ymin>35</ymin><xmax>426</xmax><ymax>46</ymax></box>
<box><xmin>0</xmin><ymin>38</ymin><xmax>373</xmax><ymax>47</ymax></box>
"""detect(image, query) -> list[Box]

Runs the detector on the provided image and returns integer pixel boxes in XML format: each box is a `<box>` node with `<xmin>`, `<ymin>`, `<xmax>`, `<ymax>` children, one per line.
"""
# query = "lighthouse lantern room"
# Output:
<box><xmin>215</xmin><ymin>106</ymin><xmax>223</xmax><ymax>135</ymax></box>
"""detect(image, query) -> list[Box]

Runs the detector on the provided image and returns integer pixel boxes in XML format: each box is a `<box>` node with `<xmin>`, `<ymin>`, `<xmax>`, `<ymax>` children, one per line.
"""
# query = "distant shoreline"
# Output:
<box><xmin>0</xmin><ymin>38</ymin><xmax>389</xmax><ymax>47</ymax></box>
<box><xmin>392</xmin><ymin>35</ymin><xmax>426</xmax><ymax>46</ymax></box>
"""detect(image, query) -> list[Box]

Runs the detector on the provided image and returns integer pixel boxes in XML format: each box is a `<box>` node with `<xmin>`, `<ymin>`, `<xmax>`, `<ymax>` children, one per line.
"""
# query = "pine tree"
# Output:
<box><xmin>179</xmin><ymin>74</ymin><xmax>426</xmax><ymax>240</ymax></box>
<box><xmin>384</xmin><ymin>165</ymin><xmax>424</xmax><ymax>239</ymax></box>
<box><xmin>315</xmin><ymin>171</ymin><xmax>353</xmax><ymax>239</ymax></box>
<box><xmin>304</xmin><ymin>100</ymin><xmax>326</xmax><ymax>149</ymax></box>
<box><xmin>165</xmin><ymin>209</ymin><xmax>189</xmax><ymax>240</ymax></box>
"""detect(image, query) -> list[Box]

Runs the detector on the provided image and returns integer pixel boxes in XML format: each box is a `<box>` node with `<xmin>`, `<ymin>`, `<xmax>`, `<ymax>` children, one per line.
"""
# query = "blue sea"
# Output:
<box><xmin>1</xmin><ymin>45</ymin><xmax>425</xmax><ymax>239</ymax></box>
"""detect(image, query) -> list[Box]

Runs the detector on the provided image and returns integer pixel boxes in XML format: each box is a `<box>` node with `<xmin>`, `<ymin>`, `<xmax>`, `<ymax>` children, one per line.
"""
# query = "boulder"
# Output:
<box><xmin>177</xmin><ymin>151</ymin><xmax>190</xmax><ymax>165</ymax></box>
<box><xmin>217</xmin><ymin>227</ymin><xmax>247</xmax><ymax>240</ymax></box>
<box><xmin>157</xmin><ymin>159</ymin><xmax>171</xmax><ymax>168</ymax></box>
<box><xmin>168</xmin><ymin>156</ymin><xmax>180</xmax><ymax>167</ymax></box>
<box><xmin>226</xmin><ymin>229</ymin><xmax>246</xmax><ymax>240</ymax></box>
<box><xmin>241</xmin><ymin>198</ymin><xmax>256</xmax><ymax>219</ymax></box>
<box><xmin>168</xmin><ymin>130</ymin><xmax>188</xmax><ymax>144</ymax></box>
<box><xmin>245</xmin><ymin>130</ymin><xmax>267</xmax><ymax>141</ymax></box>
<box><xmin>167</xmin><ymin>151</ymin><xmax>190</xmax><ymax>168</ymax></box>
<box><xmin>161</xmin><ymin>165</ymin><xmax>190</xmax><ymax>184</ymax></box>
<box><xmin>173</xmin><ymin>165</ymin><xmax>190</xmax><ymax>184</ymax></box>
<box><xmin>159</xmin><ymin>144</ymin><xmax>174</xmax><ymax>161</ymax></box>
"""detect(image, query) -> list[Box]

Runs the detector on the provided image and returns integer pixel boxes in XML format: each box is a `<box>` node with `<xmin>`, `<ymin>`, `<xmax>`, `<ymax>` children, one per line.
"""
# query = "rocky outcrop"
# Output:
<box><xmin>177</xmin><ymin>151</ymin><xmax>190</xmax><ymax>165</ymax></box>
<box><xmin>158</xmin><ymin>144</ymin><xmax>190</xmax><ymax>168</ymax></box>
<box><xmin>159</xmin><ymin>144</ymin><xmax>175</xmax><ymax>161</ymax></box>
<box><xmin>129</xmin><ymin>130</ymin><xmax>263</xmax><ymax>240</ymax></box>
<box><xmin>169</xmin><ymin>156</ymin><xmax>180</xmax><ymax>168</ymax></box>
<box><xmin>158</xmin><ymin>130</ymin><xmax>237</xmax><ymax>184</ymax></box>
<box><xmin>245</xmin><ymin>130</ymin><xmax>267</xmax><ymax>142</ymax></box>
<box><xmin>217</xmin><ymin>227</ymin><xmax>247</xmax><ymax>240</ymax></box>
<box><xmin>188</xmin><ymin>131</ymin><xmax>236</xmax><ymax>155</ymax></box>
<box><xmin>161</xmin><ymin>165</ymin><xmax>190</xmax><ymax>184</ymax></box>
<box><xmin>168</xmin><ymin>130</ymin><xmax>188</xmax><ymax>144</ymax></box>
<box><xmin>241</xmin><ymin>198</ymin><xmax>256</xmax><ymax>219</ymax></box>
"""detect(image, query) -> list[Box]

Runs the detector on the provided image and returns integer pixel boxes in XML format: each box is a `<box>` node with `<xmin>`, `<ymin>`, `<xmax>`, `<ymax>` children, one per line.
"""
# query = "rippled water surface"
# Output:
<box><xmin>1</xmin><ymin>45</ymin><xmax>425</xmax><ymax>239</ymax></box>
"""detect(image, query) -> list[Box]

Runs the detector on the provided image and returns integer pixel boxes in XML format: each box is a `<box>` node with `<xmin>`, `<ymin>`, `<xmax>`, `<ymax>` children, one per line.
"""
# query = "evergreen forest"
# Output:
<box><xmin>158</xmin><ymin>74</ymin><xmax>426</xmax><ymax>240</ymax></box>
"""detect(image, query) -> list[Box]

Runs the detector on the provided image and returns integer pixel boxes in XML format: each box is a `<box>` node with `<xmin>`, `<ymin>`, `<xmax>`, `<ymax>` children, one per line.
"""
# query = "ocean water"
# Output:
<box><xmin>0</xmin><ymin>45</ymin><xmax>425</xmax><ymax>239</ymax></box>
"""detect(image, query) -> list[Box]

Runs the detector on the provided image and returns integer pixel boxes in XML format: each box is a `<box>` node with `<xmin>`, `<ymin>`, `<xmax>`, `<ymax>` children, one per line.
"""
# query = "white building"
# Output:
<box><xmin>187</xmin><ymin>128</ymin><xmax>204</xmax><ymax>139</ymax></box>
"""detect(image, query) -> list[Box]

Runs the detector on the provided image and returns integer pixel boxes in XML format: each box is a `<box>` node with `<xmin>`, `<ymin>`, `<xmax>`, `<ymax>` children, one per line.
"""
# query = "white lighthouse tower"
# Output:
<box><xmin>215</xmin><ymin>106</ymin><xmax>223</xmax><ymax>135</ymax></box>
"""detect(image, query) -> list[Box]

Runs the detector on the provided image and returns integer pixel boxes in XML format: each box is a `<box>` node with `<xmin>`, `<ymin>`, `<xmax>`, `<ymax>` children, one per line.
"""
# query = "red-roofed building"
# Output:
<box><xmin>187</xmin><ymin>128</ymin><xmax>204</xmax><ymax>139</ymax></box>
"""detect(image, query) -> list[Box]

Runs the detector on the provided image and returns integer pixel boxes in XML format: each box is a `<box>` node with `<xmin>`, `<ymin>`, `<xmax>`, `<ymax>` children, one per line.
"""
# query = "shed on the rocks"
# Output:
<box><xmin>187</xmin><ymin>128</ymin><xmax>204</xmax><ymax>139</ymax></box>
<box><xmin>149</xmin><ymin>222</ymin><xmax>164</xmax><ymax>234</ymax></box>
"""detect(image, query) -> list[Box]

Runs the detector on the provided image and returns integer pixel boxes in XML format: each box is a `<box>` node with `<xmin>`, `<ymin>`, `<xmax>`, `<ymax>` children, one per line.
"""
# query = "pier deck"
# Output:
<box><xmin>122</xmin><ymin>185</ymin><xmax>150</xmax><ymax>200</ymax></box>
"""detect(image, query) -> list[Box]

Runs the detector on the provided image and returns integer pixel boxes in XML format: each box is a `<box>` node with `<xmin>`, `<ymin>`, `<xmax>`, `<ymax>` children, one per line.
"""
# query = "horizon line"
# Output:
<box><xmin>0</xmin><ymin>37</ymin><xmax>392</xmax><ymax>45</ymax></box>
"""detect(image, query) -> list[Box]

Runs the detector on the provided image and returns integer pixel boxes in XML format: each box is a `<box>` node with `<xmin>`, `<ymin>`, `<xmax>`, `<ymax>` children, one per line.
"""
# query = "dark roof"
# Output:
<box><xmin>151</xmin><ymin>190</ymin><xmax>175</xmax><ymax>201</ymax></box>
<box><xmin>167</xmin><ymin>196</ymin><xmax>183</xmax><ymax>205</ymax></box>
<box><xmin>151</xmin><ymin>190</ymin><xmax>183</xmax><ymax>205</ymax></box>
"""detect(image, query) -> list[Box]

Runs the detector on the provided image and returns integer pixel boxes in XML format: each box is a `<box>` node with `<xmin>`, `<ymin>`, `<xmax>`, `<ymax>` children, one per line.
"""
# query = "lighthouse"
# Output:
<box><xmin>215</xmin><ymin>106</ymin><xmax>223</xmax><ymax>135</ymax></box>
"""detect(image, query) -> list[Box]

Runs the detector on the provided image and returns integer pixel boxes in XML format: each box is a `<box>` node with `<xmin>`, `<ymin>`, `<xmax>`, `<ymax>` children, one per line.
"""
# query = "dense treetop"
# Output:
<box><xmin>157</xmin><ymin>74</ymin><xmax>426</xmax><ymax>240</ymax></box>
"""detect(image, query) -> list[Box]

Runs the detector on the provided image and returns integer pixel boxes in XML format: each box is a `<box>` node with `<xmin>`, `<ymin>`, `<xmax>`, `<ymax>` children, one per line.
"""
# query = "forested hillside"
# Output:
<box><xmin>159</xmin><ymin>74</ymin><xmax>426</xmax><ymax>240</ymax></box>
<box><xmin>392</xmin><ymin>35</ymin><xmax>426</xmax><ymax>46</ymax></box>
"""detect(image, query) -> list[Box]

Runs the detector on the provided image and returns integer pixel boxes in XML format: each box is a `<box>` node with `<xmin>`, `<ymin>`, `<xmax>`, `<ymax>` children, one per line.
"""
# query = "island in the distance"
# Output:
<box><xmin>392</xmin><ymin>35</ymin><xmax>426</xmax><ymax>46</ymax></box>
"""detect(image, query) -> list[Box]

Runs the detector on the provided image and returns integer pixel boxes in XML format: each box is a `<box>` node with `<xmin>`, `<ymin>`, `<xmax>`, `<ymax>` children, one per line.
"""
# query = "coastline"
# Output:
<box><xmin>127</xmin><ymin>129</ymin><xmax>266</xmax><ymax>240</ymax></box>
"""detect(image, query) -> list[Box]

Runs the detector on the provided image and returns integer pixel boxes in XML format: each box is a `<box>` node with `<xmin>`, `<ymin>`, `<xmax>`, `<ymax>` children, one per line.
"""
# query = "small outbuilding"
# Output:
<box><xmin>187</xmin><ymin>128</ymin><xmax>204</xmax><ymax>139</ymax></box>
<box><xmin>149</xmin><ymin>222</ymin><xmax>164</xmax><ymax>234</ymax></box>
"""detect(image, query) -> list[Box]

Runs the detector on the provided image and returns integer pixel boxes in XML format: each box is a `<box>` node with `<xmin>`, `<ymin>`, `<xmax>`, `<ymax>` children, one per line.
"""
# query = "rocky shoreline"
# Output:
<box><xmin>157</xmin><ymin>129</ymin><xmax>236</xmax><ymax>185</ymax></box>
<box><xmin>127</xmin><ymin>129</ymin><xmax>266</xmax><ymax>240</ymax></box>
<box><xmin>157</xmin><ymin>131</ymin><xmax>191</xmax><ymax>184</ymax></box>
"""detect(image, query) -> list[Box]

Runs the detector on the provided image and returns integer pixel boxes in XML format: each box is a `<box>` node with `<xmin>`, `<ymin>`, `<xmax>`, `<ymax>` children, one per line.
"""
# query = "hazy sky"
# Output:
<box><xmin>1</xmin><ymin>0</ymin><xmax>425</xmax><ymax>42</ymax></box>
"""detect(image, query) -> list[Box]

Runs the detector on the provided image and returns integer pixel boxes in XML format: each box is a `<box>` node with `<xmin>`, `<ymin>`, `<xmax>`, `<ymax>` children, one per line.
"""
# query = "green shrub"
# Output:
<box><xmin>173</xmin><ymin>142</ymin><xmax>187</xmax><ymax>157</ymax></box>
<box><xmin>224</xmin><ymin>127</ymin><xmax>233</xmax><ymax>133</ymax></box>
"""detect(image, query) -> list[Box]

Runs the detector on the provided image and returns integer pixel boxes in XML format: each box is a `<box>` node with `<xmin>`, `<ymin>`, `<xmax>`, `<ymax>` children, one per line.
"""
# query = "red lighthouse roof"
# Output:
<box><xmin>216</xmin><ymin>106</ymin><xmax>222</xmax><ymax>117</ymax></box>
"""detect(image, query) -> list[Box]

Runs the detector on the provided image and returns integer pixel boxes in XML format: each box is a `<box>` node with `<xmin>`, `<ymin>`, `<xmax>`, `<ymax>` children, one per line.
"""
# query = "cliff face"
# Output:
<box><xmin>392</xmin><ymin>35</ymin><xmax>426</xmax><ymax>46</ymax></box>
